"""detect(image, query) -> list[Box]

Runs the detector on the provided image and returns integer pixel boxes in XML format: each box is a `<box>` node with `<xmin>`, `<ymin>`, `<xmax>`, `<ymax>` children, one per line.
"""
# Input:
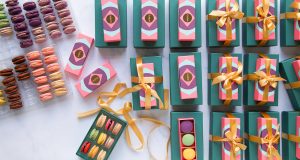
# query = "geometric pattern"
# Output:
<box><xmin>178</xmin><ymin>0</ymin><xmax>195</xmax><ymax>41</ymax></box>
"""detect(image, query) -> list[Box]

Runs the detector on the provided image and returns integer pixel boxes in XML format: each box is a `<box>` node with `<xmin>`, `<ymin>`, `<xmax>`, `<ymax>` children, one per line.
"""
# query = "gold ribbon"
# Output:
<box><xmin>244</xmin><ymin>54</ymin><xmax>285</xmax><ymax>105</ymax></box>
<box><xmin>244</xmin><ymin>0</ymin><xmax>276</xmax><ymax>46</ymax></box>
<box><xmin>78</xmin><ymin>83</ymin><xmax>170</xmax><ymax>160</ymax></box>
<box><xmin>209</xmin><ymin>54</ymin><xmax>243</xmax><ymax>105</ymax></box>
<box><xmin>210</xmin><ymin>113</ymin><xmax>247</xmax><ymax>160</ymax></box>
<box><xmin>208</xmin><ymin>0</ymin><xmax>244</xmax><ymax>46</ymax></box>
<box><xmin>282</xmin><ymin>132</ymin><xmax>300</xmax><ymax>143</ymax></box>
<box><xmin>245</xmin><ymin>112</ymin><xmax>281</xmax><ymax>160</ymax></box>
<box><xmin>284</xmin><ymin>56</ymin><xmax>300</xmax><ymax>89</ymax></box>
<box><xmin>280</xmin><ymin>1</ymin><xmax>300</xmax><ymax>20</ymax></box>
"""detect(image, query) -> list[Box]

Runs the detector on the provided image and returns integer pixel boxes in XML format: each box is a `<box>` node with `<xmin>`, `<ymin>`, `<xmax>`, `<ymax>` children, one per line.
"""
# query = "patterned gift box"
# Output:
<box><xmin>245</xmin><ymin>112</ymin><xmax>281</xmax><ymax>160</ymax></box>
<box><xmin>282</xmin><ymin>111</ymin><xmax>300</xmax><ymax>160</ymax></box>
<box><xmin>209</xmin><ymin>112</ymin><xmax>245</xmax><ymax>160</ymax></box>
<box><xmin>242</xmin><ymin>0</ymin><xmax>277</xmax><ymax>46</ymax></box>
<box><xmin>95</xmin><ymin>0</ymin><xmax>127</xmax><ymax>48</ymax></box>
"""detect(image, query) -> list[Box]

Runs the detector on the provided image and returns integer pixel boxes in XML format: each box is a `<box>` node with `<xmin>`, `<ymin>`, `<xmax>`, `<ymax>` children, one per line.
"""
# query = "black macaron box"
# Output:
<box><xmin>76</xmin><ymin>108</ymin><xmax>127</xmax><ymax>160</ymax></box>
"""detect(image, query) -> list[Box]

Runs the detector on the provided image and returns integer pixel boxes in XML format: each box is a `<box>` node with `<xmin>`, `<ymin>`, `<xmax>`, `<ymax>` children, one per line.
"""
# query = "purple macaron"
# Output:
<box><xmin>58</xmin><ymin>9</ymin><xmax>70</xmax><ymax>18</ymax></box>
<box><xmin>40</xmin><ymin>5</ymin><xmax>53</xmax><ymax>15</ymax></box>
<box><xmin>20</xmin><ymin>39</ymin><xmax>33</xmax><ymax>48</ymax></box>
<box><xmin>11</xmin><ymin>15</ymin><xmax>25</xmax><ymax>24</ymax></box>
<box><xmin>25</xmin><ymin>10</ymin><xmax>39</xmax><ymax>19</ymax></box>
<box><xmin>23</xmin><ymin>2</ymin><xmax>36</xmax><ymax>11</ymax></box>
<box><xmin>38</xmin><ymin>0</ymin><xmax>50</xmax><ymax>7</ymax></box>
<box><xmin>54</xmin><ymin>0</ymin><xmax>67</xmax><ymax>10</ymax></box>
<box><xmin>14</xmin><ymin>22</ymin><xmax>28</xmax><ymax>32</ymax></box>
<box><xmin>29</xmin><ymin>18</ymin><xmax>42</xmax><ymax>27</ymax></box>
<box><xmin>180</xmin><ymin>120</ymin><xmax>194</xmax><ymax>133</ymax></box>
<box><xmin>8</xmin><ymin>6</ymin><xmax>22</xmax><ymax>15</ymax></box>
<box><xmin>5</xmin><ymin>0</ymin><xmax>19</xmax><ymax>7</ymax></box>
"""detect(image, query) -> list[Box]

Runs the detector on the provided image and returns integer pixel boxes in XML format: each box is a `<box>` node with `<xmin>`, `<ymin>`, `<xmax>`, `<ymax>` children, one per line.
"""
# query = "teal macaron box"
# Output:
<box><xmin>76</xmin><ymin>109</ymin><xmax>127</xmax><ymax>160</ymax></box>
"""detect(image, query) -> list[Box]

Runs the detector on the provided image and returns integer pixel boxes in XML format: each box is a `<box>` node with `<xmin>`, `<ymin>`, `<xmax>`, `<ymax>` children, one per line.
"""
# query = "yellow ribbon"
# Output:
<box><xmin>246</xmin><ymin>112</ymin><xmax>281</xmax><ymax>160</ymax></box>
<box><xmin>284</xmin><ymin>56</ymin><xmax>300</xmax><ymax>89</ymax></box>
<box><xmin>282</xmin><ymin>132</ymin><xmax>300</xmax><ymax>143</ymax></box>
<box><xmin>210</xmin><ymin>113</ymin><xmax>247</xmax><ymax>160</ymax></box>
<box><xmin>208</xmin><ymin>0</ymin><xmax>244</xmax><ymax>46</ymax></box>
<box><xmin>78</xmin><ymin>83</ymin><xmax>170</xmax><ymax>160</ymax></box>
<box><xmin>209</xmin><ymin>54</ymin><xmax>243</xmax><ymax>105</ymax></box>
<box><xmin>244</xmin><ymin>54</ymin><xmax>285</xmax><ymax>105</ymax></box>
<box><xmin>244</xmin><ymin>0</ymin><xmax>276</xmax><ymax>46</ymax></box>
<box><xmin>280</xmin><ymin>1</ymin><xmax>300</xmax><ymax>20</ymax></box>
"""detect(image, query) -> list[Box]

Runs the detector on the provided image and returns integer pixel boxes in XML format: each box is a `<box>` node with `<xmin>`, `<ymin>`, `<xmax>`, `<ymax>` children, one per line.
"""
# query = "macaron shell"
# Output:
<box><xmin>105</xmin><ymin>119</ymin><xmax>112</xmax><ymax>130</ymax></box>
<box><xmin>41</xmin><ymin>47</ymin><xmax>55</xmax><ymax>56</ymax></box>
<box><xmin>182</xmin><ymin>134</ymin><xmax>195</xmax><ymax>146</ymax></box>
<box><xmin>40</xmin><ymin>92</ymin><xmax>53</xmax><ymax>101</ymax></box>
<box><xmin>183</xmin><ymin>148</ymin><xmax>196</xmax><ymax>160</ymax></box>
<box><xmin>26</xmin><ymin>51</ymin><xmax>41</xmax><ymax>60</ymax></box>
<box><xmin>63</xmin><ymin>25</ymin><xmax>76</xmax><ymax>34</ymax></box>
<box><xmin>54</xmin><ymin>87</ymin><xmax>68</xmax><ymax>96</ymax></box>
<box><xmin>46</xmin><ymin>63</ymin><xmax>60</xmax><ymax>73</ymax></box>
<box><xmin>32</xmin><ymin>68</ymin><xmax>46</xmax><ymax>77</ymax></box>
<box><xmin>37</xmin><ymin>84</ymin><xmax>51</xmax><ymax>93</ymax></box>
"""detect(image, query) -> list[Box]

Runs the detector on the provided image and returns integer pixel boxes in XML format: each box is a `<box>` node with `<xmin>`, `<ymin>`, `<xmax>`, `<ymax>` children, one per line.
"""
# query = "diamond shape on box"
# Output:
<box><xmin>88</xmin><ymin>74</ymin><xmax>103</xmax><ymax>86</ymax></box>
<box><xmin>143</xmin><ymin>9</ymin><xmax>157</xmax><ymax>28</ymax></box>
<box><xmin>181</xmin><ymin>68</ymin><xmax>195</xmax><ymax>86</ymax></box>
<box><xmin>72</xmin><ymin>47</ymin><xmax>86</xmax><ymax>63</ymax></box>
<box><xmin>180</xmin><ymin>9</ymin><xmax>194</xmax><ymax>27</ymax></box>
<box><xmin>104</xmin><ymin>10</ymin><xmax>118</xmax><ymax>28</ymax></box>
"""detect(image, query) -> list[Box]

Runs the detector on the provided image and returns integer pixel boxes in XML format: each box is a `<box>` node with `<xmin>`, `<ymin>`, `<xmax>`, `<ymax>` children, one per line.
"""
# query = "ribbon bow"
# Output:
<box><xmin>208</xmin><ymin>0</ymin><xmax>244</xmax><ymax>46</ymax></box>
<box><xmin>253</xmin><ymin>71</ymin><xmax>285</xmax><ymax>89</ymax></box>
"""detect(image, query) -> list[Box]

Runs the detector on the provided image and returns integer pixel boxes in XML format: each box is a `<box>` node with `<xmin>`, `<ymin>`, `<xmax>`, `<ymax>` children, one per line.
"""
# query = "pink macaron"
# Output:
<box><xmin>32</xmin><ymin>68</ymin><xmax>46</xmax><ymax>77</ymax></box>
<box><xmin>29</xmin><ymin>60</ymin><xmax>43</xmax><ymax>68</ymax></box>
<box><xmin>34</xmin><ymin>76</ymin><xmax>48</xmax><ymax>84</ymax></box>
<box><xmin>41</xmin><ymin>47</ymin><xmax>55</xmax><ymax>56</ymax></box>
<box><xmin>44</xmin><ymin>55</ymin><xmax>58</xmax><ymax>64</ymax></box>
<box><xmin>26</xmin><ymin>51</ymin><xmax>41</xmax><ymax>60</ymax></box>
<box><xmin>40</xmin><ymin>92</ymin><xmax>53</xmax><ymax>102</ymax></box>
<box><xmin>37</xmin><ymin>84</ymin><xmax>51</xmax><ymax>93</ymax></box>
<box><xmin>46</xmin><ymin>63</ymin><xmax>60</xmax><ymax>73</ymax></box>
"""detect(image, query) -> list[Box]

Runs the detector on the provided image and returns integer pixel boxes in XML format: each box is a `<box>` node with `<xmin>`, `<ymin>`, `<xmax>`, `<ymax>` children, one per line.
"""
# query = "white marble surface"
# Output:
<box><xmin>0</xmin><ymin>0</ymin><xmax>298</xmax><ymax>159</ymax></box>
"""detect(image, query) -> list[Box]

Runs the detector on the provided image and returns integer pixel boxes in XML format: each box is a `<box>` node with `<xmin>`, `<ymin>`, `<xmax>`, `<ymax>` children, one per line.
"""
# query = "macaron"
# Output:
<box><xmin>43</xmin><ymin>13</ymin><xmax>56</xmax><ymax>22</ymax></box>
<box><xmin>80</xmin><ymin>141</ymin><xmax>91</xmax><ymax>154</ymax></box>
<box><xmin>23</xmin><ymin>2</ymin><xmax>36</xmax><ymax>11</ymax></box>
<box><xmin>183</xmin><ymin>148</ymin><xmax>196</xmax><ymax>160</ymax></box>
<box><xmin>60</xmin><ymin>16</ymin><xmax>73</xmax><ymax>26</ymax></box>
<box><xmin>54</xmin><ymin>0</ymin><xmax>67</xmax><ymax>10</ymax></box>
<box><xmin>17</xmin><ymin>72</ymin><xmax>31</xmax><ymax>81</ymax></box>
<box><xmin>32</xmin><ymin>27</ymin><xmax>44</xmax><ymax>36</ymax></box>
<box><xmin>34</xmin><ymin>76</ymin><xmax>48</xmax><ymax>84</ymax></box>
<box><xmin>46</xmin><ymin>63</ymin><xmax>60</xmax><ymax>73</ymax></box>
<box><xmin>49</xmin><ymin>29</ymin><xmax>62</xmax><ymax>39</ymax></box>
<box><xmin>10</xmin><ymin>101</ymin><xmax>23</xmax><ymax>109</ymax></box>
<box><xmin>38</xmin><ymin>0</ymin><xmax>50</xmax><ymax>7</ymax></box>
<box><xmin>46</xmin><ymin>21</ymin><xmax>59</xmax><ymax>30</ymax></box>
<box><xmin>112</xmin><ymin>123</ymin><xmax>122</xmax><ymax>135</ymax></box>
<box><xmin>51</xmin><ymin>79</ymin><xmax>65</xmax><ymax>89</ymax></box>
<box><xmin>2</xmin><ymin>76</ymin><xmax>16</xmax><ymax>86</ymax></box>
<box><xmin>15</xmin><ymin>64</ymin><xmax>28</xmax><ymax>72</ymax></box>
<box><xmin>182</xmin><ymin>134</ymin><xmax>195</xmax><ymax>146</ymax></box>
<box><xmin>26</xmin><ymin>51</ymin><xmax>41</xmax><ymax>60</ymax></box>
<box><xmin>37</xmin><ymin>84</ymin><xmax>51</xmax><ymax>93</ymax></box>
<box><xmin>104</xmin><ymin>137</ymin><xmax>114</xmax><ymax>149</ymax></box>
<box><xmin>40</xmin><ymin>5</ymin><xmax>53</xmax><ymax>15</ymax></box>
<box><xmin>54</xmin><ymin>87</ymin><xmax>67</xmax><ymax>96</ymax></box>
<box><xmin>41</xmin><ymin>47</ymin><xmax>55</xmax><ymax>56</ymax></box>
<box><xmin>96</xmin><ymin>114</ymin><xmax>107</xmax><ymax>128</ymax></box>
<box><xmin>16</xmin><ymin>31</ymin><xmax>30</xmax><ymax>39</ymax></box>
<box><xmin>89</xmin><ymin>129</ymin><xmax>99</xmax><ymax>140</ymax></box>
<box><xmin>29</xmin><ymin>60</ymin><xmax>43</xmax><ymax>68</ymax></box>
<box><xmin>32</xmin><ymin>68</ymin><xmax>46</xmax><ymax>77</ymax></box>
<box><xmin>25</xmin><ymin>10</ymin><xmax>39</xmax><ymax>19</ymax></box>
<box><xmin>0</xmin><ymin>68</ymin><xmax>13</xmax><ymax>76</ymax></box>
<box><xmin>63</xmin><ymin>25</ymin><xmax>76</xmax><ymax>34</ymax></box>
<box><xmin>97</xmin><ymin>133</ymin><xmax>107</xmax><ymax>145</ymax></box>
<box><xmin>34</xmin><ymin>34</ymin><xmax>47</xmax><ymax>44</ymax></box>
<box><xmin>8</xmin><ymin>6</ymin><xmax>22</xmax><ymax>15</ymax></box>
<box><xmin>5</xmin><ymin>0</ymin><xmax>19</xmax><ymax>7</ymax></box>
<box><xmin>12</xmin><ymin>55</ymin><xmax>26</xmax><ymax>65</ymax></box>
<box><xmin>44</xmin><ymin>55</ymin><xmax>58</xmax><ymax>64</ymax></box>
<box><xmin>20</xmin><ymin>39</ymin><xmax>33</xmax><ymax>48</ymax></box>
<box><xmin>58</xmin><ymin>9</ymin><xmax>70</xmax><ymax>18</ymax></box>
<box><xmin>11</xmin><ymin>15</ymin><xmax>25</xmax><ymax>24</ymax></box>
<box><xmin>29</xmin><ymin>18</ymin><xmax>42</xmax><ymax>27</ymax></box>
<box><xmin>180</xmin><ymin>120</ymin><xmax>194</xmax><ymax>133</ymax></box>
<box><xmin>0</xmin><ymin>19</ymin><xmax>9</xmax><ymax>28</ymax></box>
<box><xmin>0</xmin><ymin>27</ymin><xmax>13</xmax><ymax>36</ymax></box>
<box><xmin>88</xmin><ymin>145</ymin><xmax>99</xmax><ymax>159</ymax></box>
<box><xmin>49</xmin><ymin>71</ymin><xmax>62</xmax><ymax>80</ymax></box>
<box><xmin>5</xmin><ymin>85</ymin><xmax>18</xmax><ymax>93</ymax></box>
<box><xmin>97</xmin><ymin>150</ymin><xmax>106</xmax><ymax>160</ymax></box>
<box><xmin>40</xmin><ymin>92</ymin><xmax>53</xmax><ymax>101</ymax></box>
<box><xmin>14</xmin><ymin>22</ymin><xmax>27</xmax><ymax>32</ymax></box>
<box><xmin>105</xmin><ymin>119</ymin><xmax>114</xmax><ymax>131</ymax></box>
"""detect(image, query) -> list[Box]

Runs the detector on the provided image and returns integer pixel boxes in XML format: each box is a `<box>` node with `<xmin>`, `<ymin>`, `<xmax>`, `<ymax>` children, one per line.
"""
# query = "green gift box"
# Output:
<box><xmin>169</xmin><ymin>0</ymin><xmax>201</xmax><ymax>48</ymax></box>
<box><xmin>279</xmin><ymin>57</ymin><xmax>300</xmax><ymax>110</ymax></box>
<box><xmin>171</xmin><ymin>111</ymin><xmax>204</xmax><ymax>160</ymax></box>
<box><xmin>206</xmin><ymin>0</ymin><xmax>241</xmax><ymax>47</ymax></box>
<box><xmin>245</xmin><ymin>112</ymin><xmax>280</xmax><ymax>160</ymax></box>
<box><xmin>130</xmin><ymin>56</ymin><xmax>165</xmax><ymax>110</ymax></box>
<box><xmin>208</xmin><ymin>53</ymin><xmax>242</xmax><ymax>106</ymax></box>
<box><xmin>243</xmin><ymin>53</ymin><xmax>279</xmax><ymax>106</ymax></box>
<box><xmin>242</xmin><ymin>0</ymin><xmax>278</xmax><ymax>47</ymax></box>
<box><xmin>169</xmin><ymin>52</ymin><xmax>202</xmax><ymax>106</ymax></box>
<box><xmin>95</xmin><ymin>0</ymin><xmax>127</xmax><ymax>48</ymax></box>
<box><xmin>133</xmin><ymin>0</ymin><xmax>165</xmax><ymax>48</ymax></box>
<box><xmin>282</xmin><ymin>111</ymin><xmax>300</xmax><ymax>160</ymax></box>
<box><xmin>280</xmin><ymin>0</ymin><xmax>300</xmax><ymax>46</ymax></box>
<box><xmin>209</xmin><ymin>112</ymin><xmax>244</xmax><ymax>160</ymax></box>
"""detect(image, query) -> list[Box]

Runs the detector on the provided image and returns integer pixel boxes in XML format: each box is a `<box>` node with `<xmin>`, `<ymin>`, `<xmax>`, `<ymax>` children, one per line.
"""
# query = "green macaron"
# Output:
<box><xmin>0</xmin><ymin>4</ymin><xmax>4</xmax><ymax>11</ymax></box>
<box><xmin>0</xmin><ymin>14</ymin><xmax>6</xmax><ymax>19</ymax></box>
<box><xmin>0</xmin><ymin>21</ymin><xmax>9</xmax><ymax>28</ymax></box>
<box><xmin>182</xmin><ymin>134</ymin><xmax>195</xmax><ymax>146</ymax></box>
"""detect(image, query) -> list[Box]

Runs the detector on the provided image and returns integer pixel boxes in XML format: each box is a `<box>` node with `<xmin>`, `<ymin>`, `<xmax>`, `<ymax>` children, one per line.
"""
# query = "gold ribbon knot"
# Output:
<box><xmin>208</xmin><ymin>0</ymin><xmax>244</xmax><ymax>46</ymax></box>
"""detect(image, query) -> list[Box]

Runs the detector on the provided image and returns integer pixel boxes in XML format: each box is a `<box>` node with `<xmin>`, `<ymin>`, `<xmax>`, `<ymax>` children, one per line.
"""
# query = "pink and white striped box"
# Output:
<box><xmin>294</xmin><ymin>0</ymin><xmax>300</xmax><ymax>40</ymax></box>
<box><xmin>221</xmin><ymin>117</ymin><xmax>241</xmax><ymax>160</ymax></box>
<box><xmin>218</xmin><ymin>57</ymin><xmax>239</xmax><ymax>100</ymax></box>
<box><xmin>257</xmin><ymin>117</ymin><xmax>278</xmax><ymax>160</ymax></box>
<box><xmin>139</xmin><ymin>63</ymin><xmax>157</xmax><ymax>107</ymax></box>
<box><xmin>296</xmin><ymin>116</ymin><xmax>300</xmax><ymax>159</ymax></box>
<box><xmin>217</xmin><ymin>0</ymin><xmax>236</xmax><ymax>41</ymax></box>
<box><xmin>101</xmin><ymin>0</ymin><xmax>121</xmax><ymax>42</ymax></box>
<box><xmin>141</xmin><ymin>0</ymin><xmax>158</xmax><ymax>41</ymax></box>
<box><xmin>292</xmin><ymin>60</ymin><xmax>300</xmax><ymax>80</ymax></box>
<box><xmin>178</xmin><ymin>0</ymin><xmax>196</xmax><ymax>41</ymax></box>
<box><xmin>254</xmin><ymin>0</ymin><xmax>275</xmax><ymax>41</ymax></box>
<box><xmin>254</xmin><ymin>58</ymin><xmax>277</xmax><ymax>102</ymax></box>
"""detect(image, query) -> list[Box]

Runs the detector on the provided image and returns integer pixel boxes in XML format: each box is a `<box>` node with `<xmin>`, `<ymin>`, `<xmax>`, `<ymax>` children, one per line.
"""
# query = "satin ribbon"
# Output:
<box><xmin>284</xmin><ymin>56</ymin><xmax>300</xmax><ymax>89</ymax></box>
<box><xmin>282</xmin><ymin>133</ymin><xmax>300</xmax><ymax>143</ymax></box>
<box><xmin>210</xmin><ymin>113</ymin><xmax>247</xmax><ymax>160</ymax></box>
<box><xmin>280</xmin><ymin>1</ymin><xmax>300</xmax><ymax>21</ymax></box>
<box><xmin>244</xmin><ymin>0</ymin><xmax>276</xmax><ymax>46</ymax></box>
<box><xmin>244</xmin><ymin>54</ymin><xmax>285</xmax><ymax>105</ymax></box>
<box><xmin>208</xmin><ymin>0</ymin><xmax>244</xmax><ymax>46</ymax></box>
<box><xmin>78</xmin><ymin>83</ymin><xmax>170</xmax><ymax>160</ymax></box>
<box><xmin>245</xmin><ymin>112</ymin><xmax>281</xmax><ymax>160</ymax></box>
<box><xmin>209</xmin><ymin>54</ymin><xmax>243</xmax><ymax>105</ymax></box>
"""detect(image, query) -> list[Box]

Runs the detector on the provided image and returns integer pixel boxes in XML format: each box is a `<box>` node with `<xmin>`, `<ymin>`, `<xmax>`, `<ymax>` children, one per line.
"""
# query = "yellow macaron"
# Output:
<box><xmin>183</xmin><ymin>148</ymin><xmax>196</xmax><ymax>160</ymax></box>
<box><xmin>97</xmin><ymin>132</ymin><xmax>107</xmax><ymax>145</ymax></box>
<box><xmin>88</xmin><ymin>145</ymin><xmax>99</xmax><ymax>158</ymax></box>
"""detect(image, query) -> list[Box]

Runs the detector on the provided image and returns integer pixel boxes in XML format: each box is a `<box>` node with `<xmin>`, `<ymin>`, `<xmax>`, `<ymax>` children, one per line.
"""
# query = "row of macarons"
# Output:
<box><xmin>179</xmin><ymin>120</ymin><xmax>197</xmax><ymax>160</ymax></box>
<box><xmin>81</xmin><ymin>141</ymin><xmax>108</xmax><ymax>160</ymax></box>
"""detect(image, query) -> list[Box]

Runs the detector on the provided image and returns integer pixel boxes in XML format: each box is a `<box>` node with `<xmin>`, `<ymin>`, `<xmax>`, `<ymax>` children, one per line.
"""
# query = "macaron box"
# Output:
<box><xmin>76</xmin><ymin>108</ymin><xmax>127</xmax><ymax>160</ymax></box>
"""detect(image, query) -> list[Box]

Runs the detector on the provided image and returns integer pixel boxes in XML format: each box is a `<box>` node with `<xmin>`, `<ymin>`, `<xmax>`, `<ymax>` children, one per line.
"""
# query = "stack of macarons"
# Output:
<box><xmin>41</xmin><ymin>47</ymin><xmax>67</xmax><ymax>97</ymax></box>
<box><xmin>6</xmin><ymin>0</ymin><xmax>33</xmax><ymax>48</ymax></box>
<box><xmin>0</xmin><ymin>88</ymin><xmax>7</xmax><ymax>106</ymax></box>
<box><xmin>0</xmin><ymin>3</ymin><xmax>13</xmax><ymax>36</ymax></box>
<box><xmin>12</xmin><ymin>55</ymin><xmax>31</xmax><ymax>81</ymax></box>
<box><xmin>37</xmin><ymin>0</ymin><xmax>62</xmax><ymax>39</ymax></box>
<box><xmin>0</xmin><ymin>68</ymin><xmax>23</xmax><ymax>109</ymax></box>
<box><xmin>23</xmin><ymin>1</ymin><xmax>47</xmax><ymax>44</ymax></box>
<box><xmin>52</xmin><ymin>0</ymin><xmax>76</xmax><ymax>34</ymax></box>
<box><xmin>26</xmin><ymin>50</ymin><xmax>53</xmax><ymax>102</ymax></box>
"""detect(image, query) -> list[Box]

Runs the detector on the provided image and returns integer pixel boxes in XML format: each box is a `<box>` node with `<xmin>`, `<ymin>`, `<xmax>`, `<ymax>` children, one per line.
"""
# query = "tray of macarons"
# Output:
<box><xmin>76</xmin><ymin>108</ymin><xmax>127</xmax><ymax>160</ymax></box>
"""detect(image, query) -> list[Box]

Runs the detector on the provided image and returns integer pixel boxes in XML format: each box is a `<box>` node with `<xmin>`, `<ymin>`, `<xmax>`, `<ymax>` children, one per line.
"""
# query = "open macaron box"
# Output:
<box><xmin>76</xmin><ymin>109</ymin><xmax>127</xmax><ymax>160</ymax></box>
<box><xmin>178</xmin><ymin>118</ymin><xmax>197</xmax><ymax>160</ymax></box>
